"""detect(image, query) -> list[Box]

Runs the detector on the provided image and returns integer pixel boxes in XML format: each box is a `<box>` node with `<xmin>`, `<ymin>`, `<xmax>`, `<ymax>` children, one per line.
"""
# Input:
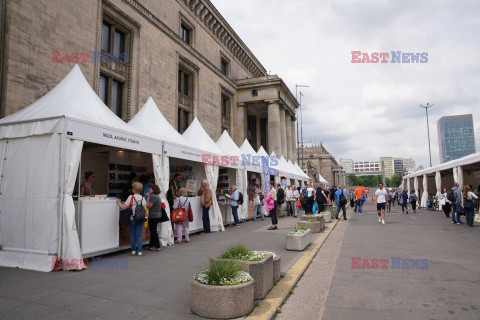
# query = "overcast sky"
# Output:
<box><xmin>211</xmin><ymin>0</ymin><xmax>480</xmax><ymax>168</ymax></box>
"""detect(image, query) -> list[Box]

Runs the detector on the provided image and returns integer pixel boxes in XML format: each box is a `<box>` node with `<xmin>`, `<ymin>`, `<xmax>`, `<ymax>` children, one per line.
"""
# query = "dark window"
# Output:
<box><xmin>177</xmin><ymin>66</ymin><xmax>194</xmax><ymax>133</ymax></box>
<box><xmin>260</xmin><ymin>118</ymin><xmax>268</xmax><ymax>150</ymax></box>
<box><xmin>221</xmin><ymin>95</ymin><xmax>228</xmax><ymax>117</ymax></box>
<box><xmin>111</xmin><ymin>80</ymin><xmax>122</xmax><ymax>117</ymax></box>
<box><xmin>221</xmin><ymin>58</ymin><xmax>228</xmax><ymax>75</ymax></box>
<box><xmin>178</xmin><ymin>109</ymin><xmax>190</xmax><ymax>134</ymax></box>
<box><xmin>113</xmin><ymin>30</ymin><xmax>125</xmax><ymax>57</ymax></box>
<box><xmin>181</xmin><ymin>23</ymin><xmax>191</xmax><ymax>44</ymax></box>
<box><xmin>102</xmin><ymin>23</ymin><xmax>110</xmax><ymax>52</ymax></box>
<box><xmin>99</xmin><ymin>75</ymin><xmax>107</xmax><ymax>104</ymax></box>
<box><xmin>178</xmin><ymin>69</ymin><xmax>191</xmax><ymax>96</ymax></box>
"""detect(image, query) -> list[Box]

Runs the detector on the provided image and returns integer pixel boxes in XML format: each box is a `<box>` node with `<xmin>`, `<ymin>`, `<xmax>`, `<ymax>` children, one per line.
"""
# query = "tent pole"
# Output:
<box><xmin>56</xmin><ymin>120</ymin><xmax>67</xmax><ymax>261</ymax></box>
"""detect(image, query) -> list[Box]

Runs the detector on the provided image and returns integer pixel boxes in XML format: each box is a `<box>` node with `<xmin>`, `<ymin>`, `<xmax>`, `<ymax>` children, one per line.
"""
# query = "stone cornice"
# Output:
<box><xmin>178</xmin><ymin>0</ymin><xmax>267</xmax><ymax>78</ymax></box>
<box><xmin>123</xmin><ymin>0</ymin><xmax>236</xmax><ymax>88</ymax></box>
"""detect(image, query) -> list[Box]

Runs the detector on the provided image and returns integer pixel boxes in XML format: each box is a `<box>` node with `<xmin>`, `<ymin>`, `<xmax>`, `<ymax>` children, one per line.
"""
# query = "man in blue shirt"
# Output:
<box><xmin>335</xmin><ymin>186</ymin><xmax>347</xmax><ymax>220</ymax></box>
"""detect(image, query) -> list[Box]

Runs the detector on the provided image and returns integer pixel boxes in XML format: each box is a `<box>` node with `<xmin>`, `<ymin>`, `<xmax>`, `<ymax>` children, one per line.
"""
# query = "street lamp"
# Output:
<box><xmin>420</xmin><ymin>103</ymin><xmax>434</xmax><ymax>167</ymax></box>
<box><xmin>295</xmin><ymin>84</ymin><xmax>309</xmax><ymax>164</ymax></box>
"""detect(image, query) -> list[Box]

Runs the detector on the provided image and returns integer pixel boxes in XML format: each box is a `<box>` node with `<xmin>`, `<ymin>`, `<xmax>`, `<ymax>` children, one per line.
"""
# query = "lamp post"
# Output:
<box><xmin>295</xmin><ymin>84</ymin><xmax>309</xmax><ymax>165</ymax></box>
<box><xmin>420</xmin><ymin>103</ymin><xmax>434</xmax><ymax>167</ymax></box>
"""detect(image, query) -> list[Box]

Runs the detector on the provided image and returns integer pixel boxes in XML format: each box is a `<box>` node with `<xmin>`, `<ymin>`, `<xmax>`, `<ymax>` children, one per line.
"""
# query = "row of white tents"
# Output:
<box><xmin>0</xmin><ymin>65</ymin><xmax>310</xmax><ymax>271</ymax></box>
<box><xmin>401</xmin><ymin>152</ymin><xmax>480</xmax><ymax>208</ymax></box>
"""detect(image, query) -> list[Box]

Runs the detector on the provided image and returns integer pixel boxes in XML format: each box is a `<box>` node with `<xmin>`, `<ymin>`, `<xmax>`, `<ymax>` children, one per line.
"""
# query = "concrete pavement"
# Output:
<box><xmin>279</xmin><ymin>200</ymin><xmax>480</xmax><ymax>320</ymax></box>
<box><xmin>0</xmin><ymin>212</ymin><xmax>307</xmax><ymax>320</ymax></box>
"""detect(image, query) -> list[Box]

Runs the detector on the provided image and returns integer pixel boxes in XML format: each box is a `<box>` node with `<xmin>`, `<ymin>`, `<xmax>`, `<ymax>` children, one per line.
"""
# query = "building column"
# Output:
<box><xmin>235</xmin><ymin>103</ymin><xmax>248</xmax><ymax>146</ymax></box>
<box><xmin>291</xmin><ymin>116</ymin><xmax>297</xmax><ymax>162</ymax></box>
<box><xmin>267</xmin><ymin>100</ymin><xmax>282</xmax><ymax>155</ymax></box>
<box><xmin>279</xmin><ymin>107</ymin><xmax>287</xmax><ymax>158</ymax></box>
<box><xmin>256</xmin><ymin>116</ymin><xmax>261</xmax><ymax>151</ymax></box>
<box><xmin>285</xmin><ymin>115</ymin><xmax>292</xmax><ymax>161</ymax></box>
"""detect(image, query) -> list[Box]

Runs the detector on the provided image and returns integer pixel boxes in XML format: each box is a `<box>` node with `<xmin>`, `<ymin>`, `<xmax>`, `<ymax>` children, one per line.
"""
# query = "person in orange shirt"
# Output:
<box><xmin>355</xmin><ymin>184</ymin><xmax>366</xmax><ymax>215</ymax></box>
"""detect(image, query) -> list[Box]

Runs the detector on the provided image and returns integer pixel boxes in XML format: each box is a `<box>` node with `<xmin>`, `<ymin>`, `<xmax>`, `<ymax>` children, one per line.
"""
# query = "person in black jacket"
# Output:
<box><xmin>329</xmin><ymin>186</ymin><xmax>336</xmax><ymax>204</ymax></box>
<box><xmin>316</xmin><ymin>183</ymin><xmax>327</xmax><ymax>213</ymax></box>
<box><xmin>276</xmin><ymin>183</ymin><xmax>285</xmax><ymax>217</ymax></box>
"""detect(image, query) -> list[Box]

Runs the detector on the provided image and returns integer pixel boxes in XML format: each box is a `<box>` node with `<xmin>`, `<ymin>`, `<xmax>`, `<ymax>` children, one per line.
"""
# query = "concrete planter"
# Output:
<box><xmin>215</xmin><ymin>254</ymin><xmax>274</xmax><ymax>300</ymax></box>
<box><xmin>324</xmin><ymin>204</ymin><xmax>334</xmax><ymax>219</ymax></box>
<box><xmin>301</xmin><ymin>214</ymin><xmax>323</xmax><ymax>222</ymax></box>
<box><xmin>319</xmin><ymin>212</ymin><xmax>331</xmax><ymax>223</ymax></box>
<box><xmin>286</xmin><ymin>229</ymin><xmax>312</xmax><ymax>251</ymax></box>
<box><xmin>297</xmin><ymin>220</ymin><xmax>323</xmax><ymax>233</ymax></box>
<box><xmin>273</xmin><ymin>255</ymin><xmax>281</xmax><ymax>283</ymax></box>
<box><xmin>190</xmin><ymin>279</ymin><xmax>254</xmax><ymax>319</ymax></box>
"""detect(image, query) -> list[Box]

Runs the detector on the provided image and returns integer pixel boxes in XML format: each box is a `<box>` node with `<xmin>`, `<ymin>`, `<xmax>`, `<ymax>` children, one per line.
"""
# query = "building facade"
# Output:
<box><xmin>403</xmin><ymin>158</ymin><xmax>416</xmax><ymax>175</ymax></box>
<box><xmin>340</xmin><ymin>159</ymin><xmax>354</xmax><ymax>174</ymax></box>
<box><xmin>303</xmin><ymin>144</ymin><xmax>346</xmax><ymax>187</ymax></box>
<box><xmin>393</xmin><ymin>158</ymin><xmax>404</xmax><ymax>175</ymax></box>
<box><xmin>353</xmin><ymin>161</ymin><xmax>380</xmax><ymax>176</ymax></box>
<box><xmin>437</xmin><ymin>114</ymin><xmax>476</xmax><ymax>163</ymax></box>
<box><xmin>0</xmin><ymin>0</ymin><xmax>298</xmax><ymax>160</ymax></box>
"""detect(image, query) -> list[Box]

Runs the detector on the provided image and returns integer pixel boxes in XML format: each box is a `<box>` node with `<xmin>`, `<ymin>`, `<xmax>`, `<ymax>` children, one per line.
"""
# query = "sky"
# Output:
<box><xmin>211</xmin><ymin>0</ymin><xmax>480</xmax><ymax>168</ymax></box>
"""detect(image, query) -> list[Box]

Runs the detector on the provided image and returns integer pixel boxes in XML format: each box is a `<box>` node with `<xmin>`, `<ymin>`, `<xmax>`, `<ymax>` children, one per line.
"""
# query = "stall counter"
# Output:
<box><xmin>75</xmin><ymin>199</ymin><xmax>119</xmax><ymax>255</ymax></box>
<box><xmin>187</xmin><ymin>196</ymin><xmax>204</xmax><ymax>233</ymax></box>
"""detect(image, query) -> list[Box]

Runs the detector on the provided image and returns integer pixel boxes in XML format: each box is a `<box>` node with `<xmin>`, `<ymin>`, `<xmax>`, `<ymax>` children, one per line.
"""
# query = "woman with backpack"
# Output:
<box><xmin>173</xmin><ymin>188</ymin><xmax>191</xmax><ymax>243</ymax></box>
<box><xmin>462</xmin><ymin>185</ymin><xmax>478</xmax><ymax>227</ymax></box>
<box><xmin>116</xmin><ymin>182</ymin><xmax>147</xmax><ymax>256</ymax></box>
<box><xmin>409</xmin><ymin>190</ymin><xmax>417</xmax><ymax>213</ymax></box>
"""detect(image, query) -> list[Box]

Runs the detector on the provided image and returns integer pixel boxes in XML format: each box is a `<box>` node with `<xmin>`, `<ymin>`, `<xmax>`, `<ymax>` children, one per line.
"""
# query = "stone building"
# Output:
<box><xmin>0</xmin><ymin>0</ymin><xmax>298</xmax><ymax>160</ymax></box>
<box><xmin>302</xmin><ymin>144</ymin><xmax>346</xmax><ymax>187</ymax></box>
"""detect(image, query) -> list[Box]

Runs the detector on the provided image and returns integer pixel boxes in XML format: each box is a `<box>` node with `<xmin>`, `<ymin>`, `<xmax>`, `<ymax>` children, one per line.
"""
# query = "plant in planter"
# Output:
<box><xmin>286</xmin><ymin>226</ymin><xmax>312</xmax><ymax>251</ymax></box>
<box><xmin>258</xmin><ymin>251</ymin><xmax>281</xmax><ymax>283</ymax></box>
<box><xmin>191</xmin><ymin>260</ymin><xmax>254</xmax><ymax>319</ymax></box>
<box><xmin>216</xmin><ymin>244</ymin><xmax>274</xmax><ymax>300</ymax></box>
<box><xmin>301</xmin><ymin>213</ymin><xmax>323</xmax><ymax>222</ymax></box>
<box><xmin>297</xmin><ymin>219</ymin><xmax>323</xmax><ymax>233</ymax></box>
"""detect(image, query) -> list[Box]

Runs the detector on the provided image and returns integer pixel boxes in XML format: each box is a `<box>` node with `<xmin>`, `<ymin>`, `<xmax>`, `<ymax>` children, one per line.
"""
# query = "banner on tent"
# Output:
<box><xmin>262</xmin><ymin>157</ymin><xmax>271</xmax><ymax>193</ymax></box>
<box><xmin>163</xmin><ymin>143</ymin><xmax>203</xmax><ymax>162</ymax></box>
<box><xmin>66</xmin><ymin>119</ymin><xmax>162</xmax><ymax>153</ymax></box>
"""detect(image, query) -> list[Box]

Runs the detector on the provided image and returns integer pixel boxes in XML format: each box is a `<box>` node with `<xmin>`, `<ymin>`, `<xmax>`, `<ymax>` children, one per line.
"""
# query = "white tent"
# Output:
<box><xmin>257</xmin><ymin>146</ymin><xmax>269</xmax><ymax>157</ymax></box>
<box><xmin>182</xmin><ymin>118</ymin><xmax>225</xmax><ymax>231</ymax></box>
<box><xmin>239</xmin><ymin>139</ymin><xmax>262</xmax><ymax>174</ymax></box>
<box><xmin>319</xmin><ymin>174</ymin><xmax>329</xmax><ymax>187</ymax></box>
<box><xmin>216</xmin><ymin>131</ymin><xmax>248</xmax><ymax>220</ymax></box>
<box><xmin>294</xmin><ymin>162</ymin><xmax>309</xmax><ymax>183</ymax></box>
<box><xmin>0</xmin><ymin>65</ymin><xmax>163</xmax><ymax>272</ymax></box>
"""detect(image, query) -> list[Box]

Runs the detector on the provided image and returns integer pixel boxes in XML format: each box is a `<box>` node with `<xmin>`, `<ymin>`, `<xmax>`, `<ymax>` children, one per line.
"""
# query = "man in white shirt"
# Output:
<box><xmin>306</xmin><ymin>184</ymin><xmax>315</xmax><ymax>213</ymax></box>
<box><xmin>374</xmin><ymin>183</ymin><xmax>388</xmax><ymax>224</ymax></box>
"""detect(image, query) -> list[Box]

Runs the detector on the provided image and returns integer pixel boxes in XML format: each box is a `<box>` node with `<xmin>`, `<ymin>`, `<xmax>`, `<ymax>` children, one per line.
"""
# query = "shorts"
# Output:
<box><xmin>377</xmin><ymin>203</ymin><xmax>386</xmax><ymax>211</ymax></box>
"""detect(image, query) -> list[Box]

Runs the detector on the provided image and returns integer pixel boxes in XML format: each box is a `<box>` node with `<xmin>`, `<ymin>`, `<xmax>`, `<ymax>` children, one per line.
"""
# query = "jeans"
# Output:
<box><xmin>286</xmin><ymin>201</ymin><xmax>293</xmax><ymax>216</ymax></box>
<box><xmin>388</xmin><ymin>200</ymin><xmax>393</xmax><ymax>211</ymax></box>
<box><xmin>356</xmin><ymin>200</ymin><xmax>364</xmax><ymax>213</ymax></box>
<box><xmin>402</xmin><ymin>203</ymin><xmax>408</xmax><ymax>213</ymax></box>
<box><xmin>465</xmin><ymin>206</ymin><xmax>474</xmax><ymax>227</ymax></box>
<box><xmin>452</xmin><ymin>203</ymin><xmax>459</xmax><ymax>223</ymax></box>
<box><xmin>254</xmin><ymin>204</ymin><xmax>264</xmax><ymax>220</ymax></box>
<box><xmin>336</xmin><ymin>204</ymin><xmax>347</xmax><ymax>219</ymax></box>
<box><xmin>290</xmin><ymin>200</ymin><xmax>297</xmax><ymax>216</ymax></box>
<box><xmin>306</xmin><ymin>196</ymin><xmax>314</xmax><ymax>213</ymax></box>
<box><xmin>202</xmin><ymin>206</ymin><xmax>211</xmax><ymax>233</ymax></box>
<box><xmin>148</xmin><ymin>218</ymin><xmax>161</xmax><ymax>249</ymax></box>
<box><xmin>231</xmin><ymin>205</ymin><xmax>240</xmax><ymax>225</ymax></box>
<box><xmin>129</xmin><ymin>219</ymin><xmax>143</xmax><ymax>253</ymax></box>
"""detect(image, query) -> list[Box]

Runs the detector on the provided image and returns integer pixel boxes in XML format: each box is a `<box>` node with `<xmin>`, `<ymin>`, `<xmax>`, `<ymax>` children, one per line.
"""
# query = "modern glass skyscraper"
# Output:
<box><xmin>437</xmin><ymin>114</ymin><xmax>476</xmax><ymax>163</ymax></box>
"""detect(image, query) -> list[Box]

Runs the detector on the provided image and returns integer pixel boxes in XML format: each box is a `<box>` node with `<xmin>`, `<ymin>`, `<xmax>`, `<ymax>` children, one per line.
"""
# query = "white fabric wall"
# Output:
<box><xmin>60</xmin><ymin>139</ymin><xmax>84</xmax><ymax>270</ymax></box>
<box><xmin>235</xmin><ymin>169</ymin><xmax>248</xmax><ymax>220</ymax></box>
<box><xmin>435</xmin><ymin>172</ymin><xmax>441</xmax><ymax>198</ymax></box>
<box><xmin>0</xmin><ymin>134</ymin><xmax>62</xmax><ymax>271</ymax></box>
<box><xmin>407</xmin><ymin>177</ymin><xmax>411</xmax><ymax>194</ymax></box>
<box><xmin>421</xmin><ymin>174</ymin><xmax>428</xmax><ymax>208</ymax></box>
<box><xmin>453</xmin><ymin>167</ymin><xmax>458</xmax><ymax>184</ymax></box>
<box><xmin>152</xmin><ymin>154</ymin><xmax>174</xmax><ymax>246</ymax></box>
<box><xmin>205</xmin><ymin>165</ymin><xmax>224</xmax><ymax>231</ymax></box>
<box><xmin>414</xmin><ymin>176</ymin><xmax>419</xmax><ymax>200</ymax></box>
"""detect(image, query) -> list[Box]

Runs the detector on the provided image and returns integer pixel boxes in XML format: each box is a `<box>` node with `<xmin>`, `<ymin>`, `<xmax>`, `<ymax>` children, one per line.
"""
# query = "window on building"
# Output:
<box><xmin>99</xmin><ymin>17</ymin><xmax>129</xmax><ymax>119</ymax></box>
<box><xmin>178</xmin><ymin>66</ymin><xmax>194</xmax><ymax>133</ymax></box>
<box><xmin>221</xmin><ymin>94</ymin><xmax>230</xmax><ymax>132</ymax></box>
<box><xmin>180</xmin><ymin>23</ymin><xmax>191</xmax><ymax>44</ymax></box>
<box><xmin>221</xmin><ymin>58</ymin><xmax>229</xmax><ymax>76</ymax></box>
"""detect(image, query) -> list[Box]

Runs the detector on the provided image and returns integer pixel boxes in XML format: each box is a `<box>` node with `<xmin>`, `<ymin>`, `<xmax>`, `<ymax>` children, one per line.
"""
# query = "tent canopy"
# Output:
<box><xmin>239</xmin><ymin>139</ymin><xmax>262</xmax><ymax>173</ymax></box>
<box><xmin>405</xmin><ymin>151</ymin><xmax>480</xmax><ymax>178</ymax></box>
<box><xmin>257</xmin><ymin>146</ymin><xmax>269</xmax><ymax>157</ymax></box>
<box><xmin>182</xmin><ymin>118</ymin><xmax>224</xmax><ymax>160</ymax></box>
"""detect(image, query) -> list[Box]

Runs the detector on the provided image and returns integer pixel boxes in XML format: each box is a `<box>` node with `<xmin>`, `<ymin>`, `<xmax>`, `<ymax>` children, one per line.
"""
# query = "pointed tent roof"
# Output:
<box><xmin>294</xmin><ymin>162</ymin><xmax>309</xmax><ymax>179</ymax></box>
<box><xmin>240</xmin><ymin>139</ymin><xmax>262</xmax><ymax>173</ymax></box>
<box><xmin>257</xmin><ymin>146</ymin><xmax>269</xmax><ymax>157</ymax></box>
<box><xmin>182</xmin><ymin>118</ymin><xmax>224</xmax><ymax>156</ymax></box>
<box><xmin>0</xmin><ymin>65</ymin><xmax>137</xmax><ymax>133</ymax></box>
<box><xmin>216</xmin><ymin>130</ymin><xmax>242</xmax><ymax>157</ymax></box>
<box><xmin>129</xmin><ymin>97</ymin><xmax>191</xmax><ymax>147</ymax></box>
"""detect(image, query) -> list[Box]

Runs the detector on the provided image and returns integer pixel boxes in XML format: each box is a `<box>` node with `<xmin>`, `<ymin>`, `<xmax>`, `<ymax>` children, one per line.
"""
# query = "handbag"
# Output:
<box><xmin>463</xmin><ymin>198</ymin><xmax>474</xmax><ymax>209</ymax></box>
<box><xmin>296</xmin><ymin>198</ymin><xmax>302</xmax><ymax>208</ymax></box>
<box><xmin>159</xmin><ymin>202</ymin><xmax>170</xmax><ymax>223</ymax></box>
<box><xmin>119</xmin><ymin>197</ymin><xmax>133</xmax><ymax>226</ymax></box>
<box><xmin>188</xmin><ymin>207</ymin><xmax>194</xmax><ymax>222</ymax></box>
<box><xmin>312</xmin><ymin>201</ymin><xmax>317</xmax><ymax>213</ymax></box>
<box><xmin>171</xmin><ymin>198</ymin><xmax>187</xmax><ymax>223</ymax></box>
<box><xmin>361</xmin><ymin>195</ymin><xmax>366</xmax><ymax>202</ymax></box>
<box><xmin>474</xmin><ymin>213</ymin><xmax>480</xmax><ymax>222</ymax></box>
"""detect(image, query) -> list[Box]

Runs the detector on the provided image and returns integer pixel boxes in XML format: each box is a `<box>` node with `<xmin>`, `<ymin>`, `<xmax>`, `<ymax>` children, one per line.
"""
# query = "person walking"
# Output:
<box><xmin>374</xmin><ymin>183</ymin><xmax>388</xmax><ymax>224</ymax></box>
<box><xmin>173</xmin><ymin>188</ymin><xmax>191</xmax><ymax>243</ymax></box>
<box><xmin>199</xmin><ymin>179</ymin><xmax>213</xmax><ymax>233</ymax></box>
<box><xmin>267</xmin><ymin>181</ymin><xmax>278</xmax><ymax>230</ymax></box>
<box><xmin>439</xmin><ymin>187</ymin><xmax>451</xmax><ymax>218</ymax></box>
<box><xmin>146</xmin><ymin>185</ymin><xmax>166</xmax><ymax>251</ymax></box>
<box><xmin>462</xmin><ymin>185</ymin><xmax>478</xmax><ymax>227</ymax></box>
<box><xmin>335</xmin><ymin>186</ymin><xmax>348</xmax><ymax>220</ymax></box>
<box><xmin>387</xmin><ymin>189</ymin><xmax>394</xmax><ymax>212</ymax></box>
<box><xmin>253</xmin><ymin>185</ymin><xmax>265</xmax><ymax>221</ymax></box>
<box><xmin>292</xmin><ymin>186</ymin><xmax>300</xmax><ymax>218</ymax></box>
<box><xmin>285</xmin><ymin>185</ymin><xmax>294</xmax><ymax>216</ymax></box>
<box><xmin>329</xmin><ymin>186</ymin><xmax>336</xmax><ymax>205</ymax></box>
<box><xmin>354</xmin><ymin>184</ymin><xmax>366</xmax><ymax>215</ymax></box>
<box><xmin>316</xmin><ymin>183</ymin><xmax>328</xmax><ymax>213</ymax></box>
<box><xmin>449</xmin><ymin>183</ymin><xmax>463</xmax><ymax>224</ymax></box>
<box><xmin>401</xmin><ymin>190</ymin><xmax>409</xmax><ymax>214</ymax></box>
<box><xmin>409</xmin><ymin>190</ymin><xmax>418</xmax><ymax>213</ymax></box>
<box><xmin>228</xmin><ymin>185</ymin><xmax>241</xmax><ymax>228</ymax></box>
<box><xmin>276</xmin><ymin>183</ymin><xmax>285</xmax><ymax>217</ymax></box>
<box><xmin>306</xmin><ymin>184</ymin><xmax>315</xmax><ymax>213</ymax></box>
<box><xmin>116</xmin><ymin>182</ymin><xmax>146</xmax><ymax>255</ymax></box>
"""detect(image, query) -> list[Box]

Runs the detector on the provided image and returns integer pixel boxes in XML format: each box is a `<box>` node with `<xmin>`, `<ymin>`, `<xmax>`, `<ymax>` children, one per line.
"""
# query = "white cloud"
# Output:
<box><xmin>211</xmin><ymin>0</ymin><xmax>480</xmax><ymax>168</ymax></box>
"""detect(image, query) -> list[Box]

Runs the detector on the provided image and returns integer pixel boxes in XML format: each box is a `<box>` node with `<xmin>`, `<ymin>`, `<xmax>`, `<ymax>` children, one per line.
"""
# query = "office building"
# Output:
<box><xmin>437</xmin><ymin>114</ymin><xmax>476</xmax><ymax>163</ymax></box>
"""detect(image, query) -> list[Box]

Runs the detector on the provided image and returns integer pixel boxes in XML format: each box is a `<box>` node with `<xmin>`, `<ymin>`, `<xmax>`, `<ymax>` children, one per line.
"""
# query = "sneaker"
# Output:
<box><xmin>359</xmin><ymin>213</ymin><xmax>362</xmax><ymax>215</ymax></box>
<box><xmin>234</xmin><ymin>224</ymin><xmax>240</xmax><ymax>228</ymax></box>
<box><xmin>456</xmin><ymin>222</ymin><xmax>461</xmax><ymax>225</ymax></box>
<box><xmin>137</xmin><ymin>252</ymin><xmax>142</xmax><ymax>256</ymax></box>
<box><xmin>452</xmin><ymin>221</ymin><xmax>456</xmax><ymax>224</ymax></box>
<box><xmin>382</xmin><ymin>220</ymin><xmax>385</xmax><ymax>225</ymax></box>
<box><xmin>131</xmin><ymin>251</ymin><xmax>136</xmax><ymax>255</ymax></box>
<box><xmin>378</xmin><ymin>217</ymin><xmax>382</xmax><ymax>223</ymax></box>
<box><xmin>267</xmin><ymin>227</ymin><xmax>275</xmax><ymax>230</ymax></box>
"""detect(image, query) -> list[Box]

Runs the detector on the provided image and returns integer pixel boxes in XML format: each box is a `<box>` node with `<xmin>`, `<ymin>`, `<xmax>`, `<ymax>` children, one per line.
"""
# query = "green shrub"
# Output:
<box><xmin>194</xmin><ymin>260</ymin><xmax>252</xmax><ymax>286</ymax></box>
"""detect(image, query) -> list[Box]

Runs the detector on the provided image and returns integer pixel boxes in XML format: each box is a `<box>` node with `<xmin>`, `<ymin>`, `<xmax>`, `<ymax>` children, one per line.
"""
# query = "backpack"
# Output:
<box><xmin>277</xmin><ymin>188</ymin><xmax>285</xmax><ymax>204</ymax></box>
<box><xmin>237</xmin><ymin>192</ymin><xmax>244</xmax><ymax>205</ymax></box>
<box><xmin>132</xmin><ymin>196</ymin><xmax>147</xmax><ymax>223</ymax></box>
<box><xmin>447</xmin><ymin>189</ymin><xmax>456</xmax><ymax>202</ymax></box>
<box><xmin>339</xmin><ymin>193</ymin><xmax>347</xmax><ymax>205</ymax></box>
<box><xmin>259</xmin><ymin>192</ymin><xmax>265</xmax><ymax>201</ymax></box>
